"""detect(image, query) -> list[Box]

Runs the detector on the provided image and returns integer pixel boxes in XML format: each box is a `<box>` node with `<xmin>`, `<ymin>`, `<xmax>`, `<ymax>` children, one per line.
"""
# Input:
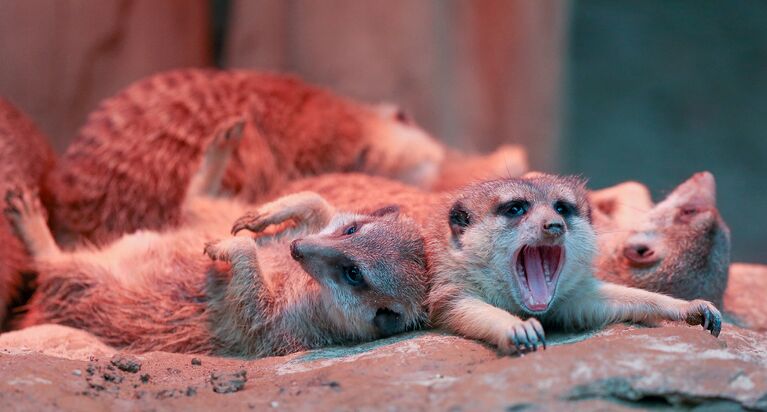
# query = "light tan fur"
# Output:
<box><xmin>592</xmin><ymin>172</ymin><xmax>731</xmax><ymax>307</ymax></box>
<box><xmin>426</xmin><ymin>175</ymin><xmax>722</xmax><ymax>354</ymax></box>
<box><xmin>7</xmin><ymin>122</ymin><xmax>428</xmax><ymax>357</ymax></box>
<box><xmin>256</xmin><ymin>172</ymin><xmax>724</xmax><ymax>352</ymax></box>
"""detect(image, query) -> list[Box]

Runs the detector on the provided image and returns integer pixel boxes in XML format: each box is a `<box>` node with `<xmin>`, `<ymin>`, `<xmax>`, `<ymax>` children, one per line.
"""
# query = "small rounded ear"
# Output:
<box><xmin>368</xmin><ymin>204</ymin><xmax>401</xmax><ymax>218</ymax></box>
<box><xmin>449</xmin><ymin>201</ymin><xmax>471</xmax><ymax>237</ymax></box>
<box><xmin>594</xmin><ymin>198</ymin><xmax>617</xmax><ymax>217</ymax></box>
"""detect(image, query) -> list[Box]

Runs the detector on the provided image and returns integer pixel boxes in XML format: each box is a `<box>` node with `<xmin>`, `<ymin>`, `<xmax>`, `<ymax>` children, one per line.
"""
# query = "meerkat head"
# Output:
<box><xmin>289</xmin><ymin>205</ymin><xmax>428</xmax><ymax>339</ymax></box>
<box><xmin>356</xmin><ymin>104</ymin><xmax>445</xmax><ymax>188</ymax></box>
<box><xmin>595</xmin><ymin>172</ymin><xmax>731</xmax><ymax>306</ymax></box>
<box><xmin>442</xmin><ymin>174</ymin><xmax>597</xmax><ymax>315</ymax></box>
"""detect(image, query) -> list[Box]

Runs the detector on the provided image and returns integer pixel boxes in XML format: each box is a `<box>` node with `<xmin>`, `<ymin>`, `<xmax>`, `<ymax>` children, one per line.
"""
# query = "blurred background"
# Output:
<box><xmin>0</xmin><ymin>0</ymin><xmax>764</xmax><ymax>263</ymax></box>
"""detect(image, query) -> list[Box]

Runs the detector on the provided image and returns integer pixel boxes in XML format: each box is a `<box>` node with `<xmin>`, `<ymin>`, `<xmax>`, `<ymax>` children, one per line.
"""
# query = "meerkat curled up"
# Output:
<box><xmin>5</xmin><ymin>123</ymin><xmax>428</xmax><ymax>357</ymax></box>
<box><xmin>46</xmin><ymin>68</ymin><xmax>527</xmax><ymax>247</ymax></box>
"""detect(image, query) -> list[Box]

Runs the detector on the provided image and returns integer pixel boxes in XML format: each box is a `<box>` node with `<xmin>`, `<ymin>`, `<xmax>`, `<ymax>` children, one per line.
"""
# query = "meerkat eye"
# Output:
<box><xmin>343</xmin><ymin>224</ymin><xmax>358</xmax><ymax>236</ymax></box>
<box><xmin>681</xmin><ymin>206</ymin><xmax>699</xmax><ymax>216</ymax></box>
<box><xmin>342</xmin><ymin>265</ymin><xmax>364</xmax><ymax>286</ymax></box>
<box><xmin>394</xmin><ymin>108</ymin><xmax>412</xmax><ymax>125</ymax></box>
<box><xmin>497</xmin><ymin>200</ymin><xmax>529</xmax><ymax>218</ymax></box>
<box><xmin>554</xmin><ymin>200</ymin><xmax>577</xmax><ymax>217</ymax></box>
<box><xmin>676</xmin><ymin>205</ymin><xmax>701</xmax><ymax>223</ymax></box>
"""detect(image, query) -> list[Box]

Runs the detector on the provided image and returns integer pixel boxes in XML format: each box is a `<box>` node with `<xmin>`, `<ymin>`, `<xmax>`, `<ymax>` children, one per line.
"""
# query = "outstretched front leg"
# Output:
<box><xmin>4</xmin><ymin>188</ymin><xmax>61</xmax><ymax>260</ymax></box>
<box><xmin>231</xmin><ymin>191</ymin><xmax>336</xmax><ymax>238</ymax></box>
<box><xmin>433</xmin><ymin>295</ymin><xmax>546</xmax><ymax>355</ymax></box>
<box><xmin>552</xmin><ymin>281</ymin><xmax>722</xmax><ymax>336</ymax></box>
<box><xmin>184</xmin><ymin>117</ymin><xmax>246</xmax><ymax>202</ymax></box>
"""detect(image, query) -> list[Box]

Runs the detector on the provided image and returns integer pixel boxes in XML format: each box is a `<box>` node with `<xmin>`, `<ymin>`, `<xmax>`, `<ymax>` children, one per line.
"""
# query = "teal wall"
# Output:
<box><xmin>564</xmin><ymin>0</ymin><xmax>767</xmax><ymax>263</ymax></box>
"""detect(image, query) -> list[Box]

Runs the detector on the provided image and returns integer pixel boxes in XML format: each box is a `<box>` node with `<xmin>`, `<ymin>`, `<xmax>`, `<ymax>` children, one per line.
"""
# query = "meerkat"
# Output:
<box><xmin>6</xmin><ymin>122</ymin><xmax>428</xmax><ymax>357</ymax></box>
<box><xmin>591</xmin><ymin>172</ymin><xmax>731</xmax><ymax>307</ymax></box>
<box><xmin>0</xmin><ymin>97</ymin><xmax>56</xmax><ymax>328</ymax></box>
<box><xmin>258</xmin><ymin>172</ymin><xmax>725</xmax><ymax>351</ymax></box>
<box><xmin>46</xmin><ymin>68</ymin><xmax>527</xmax><ymax>246</ymax></box>
<box><xmin>426</xmin><ymin>174</ymin><xmax>722</xmax><ymax>353</ymax></box>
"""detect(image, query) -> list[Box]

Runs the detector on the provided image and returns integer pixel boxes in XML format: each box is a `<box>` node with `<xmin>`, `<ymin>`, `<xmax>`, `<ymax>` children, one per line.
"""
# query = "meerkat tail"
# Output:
<box><xmin>3</xmin><ymin>188</ymin><xmax>61</xmax><ymax>260</ymax></box>
<box><xmin>185</xmin><ymin>117</ymin><xmax>246</xmax><ymax>201</ymax></box>
<box><xmin>230</xmin><ymin>191</ymin><xmax>337</xmax><ymax>237</ymax></box>
<box><xmin>554</xmin><ymin>281</ymin><xmax>722</xmax><ymax>336</ymax></box>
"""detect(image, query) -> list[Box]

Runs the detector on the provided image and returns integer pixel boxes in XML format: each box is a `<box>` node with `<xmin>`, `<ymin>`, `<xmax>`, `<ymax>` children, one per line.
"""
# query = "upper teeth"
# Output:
<box><xmin>543</xmin><ymin>259</ymin><xmax>552</xmax><ymax>282</ymax></box>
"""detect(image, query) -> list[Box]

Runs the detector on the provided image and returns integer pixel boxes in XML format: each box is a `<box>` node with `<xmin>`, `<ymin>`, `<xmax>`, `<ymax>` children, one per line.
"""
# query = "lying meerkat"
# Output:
<box><xmin>426</xmin><ymin>174</ymin><xmax>722</xmax><ymax>353</ymax></box>
<box><xmin>6</xmin><ymin>124</ymin><xmax>428</xmax><ymax>357</ymax></box>
<box><xmin>591</xmin><ymin>172</ymin><xmax>731</xmax><ymax>307</ymax></box>
<box><xmin>46</xmin><ymin>68</ymin><xmax>526</xmax><ymax>246</ymax></box>
<box><xmin>0</xmin><ymin>97</ymin><xmax>56</xmax><ymax>327</ymax></box>
<box><xmin>246</xmin><ymin>173</ymin><xmax>723</xmax><ymax>351</ymax></box>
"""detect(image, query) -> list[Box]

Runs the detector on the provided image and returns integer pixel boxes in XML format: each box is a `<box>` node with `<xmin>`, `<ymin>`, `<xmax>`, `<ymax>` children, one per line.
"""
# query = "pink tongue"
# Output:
<box><xmin>524</xmin><ymin>247</ymin><xmax>551</xmax><ymax>308</ymax></box>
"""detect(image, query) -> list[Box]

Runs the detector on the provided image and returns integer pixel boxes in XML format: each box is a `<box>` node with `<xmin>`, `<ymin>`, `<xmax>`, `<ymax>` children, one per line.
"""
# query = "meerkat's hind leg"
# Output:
<box><xmin>231</xmin><ymin>191</ymin><xmax>336</xmax><ymax>237</ymax></box>
<box><xmin>185</xmin><ymin>117</ymin><xmax>246</xmax><ymax>200</ymax></box>
<box><xmin>3</xmin><ymin>187</ymin><xmax>61</xmax><ymax>260</ymax></box>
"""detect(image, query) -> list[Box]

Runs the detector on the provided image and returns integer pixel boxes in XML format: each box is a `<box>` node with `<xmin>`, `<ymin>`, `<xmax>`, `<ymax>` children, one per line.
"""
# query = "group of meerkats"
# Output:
<box><xmin>0</xmin><ymin>68</ymin><xmax>742</xmax><ymax>358</ymax></box>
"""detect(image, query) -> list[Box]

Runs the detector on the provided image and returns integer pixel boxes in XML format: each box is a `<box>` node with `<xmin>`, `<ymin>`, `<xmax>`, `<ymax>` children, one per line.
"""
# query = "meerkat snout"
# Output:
<box><xmin>290</xmin><ymin>239</ymin><xmax>303</xmax><ymax>261</ymax></box>
<box><xmin>622</xmin><ymin>241</ymin><xmax>662</xmax><ymax>267</ymax></box>
<box><xmin>542</xmin><ymin>216</ymin><xmax>566</xmax><ymax>239</ymax></box>
<box><xmin>374</xmin><ymin>308</ymin><xmax>403</xmax><ymax>337</ymax></box>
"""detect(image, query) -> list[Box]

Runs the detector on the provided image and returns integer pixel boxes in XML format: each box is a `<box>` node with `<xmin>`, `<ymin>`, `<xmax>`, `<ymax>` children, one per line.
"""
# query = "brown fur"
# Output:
<box><xmin>592</xmin><ymin>172</ymin><xmax>731</xmax><ymax>307</ymax></box>
<box><xmin>0</xmin><ymin>97</ymin><xmax>56</xmax><ymax>327</ymax></box>
<box><xmin>10</xmin><ymin>187</ymin><xmax>427</xmax><ymax>356</ymax></box>
<box><xmin>10</xmin><ymin>128</ymin><xmax>428</xmax><ymax>356</ymax></box>
<box><xmin>274</xmin><ymin>173</ymin><xmax>723</xmax><ymax>352</ymax></box>
<box><xmin>47</xmin><ymin>68</ymin><xmax>468</xmax><ymax>246</ymax></box>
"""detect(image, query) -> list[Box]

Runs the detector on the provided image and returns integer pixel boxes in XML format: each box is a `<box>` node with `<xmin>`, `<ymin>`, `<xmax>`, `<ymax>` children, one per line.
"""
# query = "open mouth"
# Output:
<box><xmin>512</xmin><ymin>245</ymin><xmax>565</xmax><ymax>313</ymax></box>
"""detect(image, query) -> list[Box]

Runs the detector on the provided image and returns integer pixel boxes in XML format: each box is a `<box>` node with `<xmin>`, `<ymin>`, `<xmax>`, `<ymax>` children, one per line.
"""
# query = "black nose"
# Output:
<box><xmin>623</xmin><ymin>243</ymin><xmax>658</xmax><ymax>266</ymax></box>
<box><xmin>290</xmin><ymin>239</ymin><xmax>303</xmax><ymax>261</ymax></box>
<box><xmin>543</xmin><ymin>220</ymin><xmax>565</xmax><ymax>237</ymax></box>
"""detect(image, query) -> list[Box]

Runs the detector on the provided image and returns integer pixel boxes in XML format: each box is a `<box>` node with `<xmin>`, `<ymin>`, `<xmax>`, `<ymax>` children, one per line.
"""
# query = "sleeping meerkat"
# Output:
<box><xmin>6</xmin><ymin>123</ymin><xmax>428</xmax><ymax>357</ymax></box>
<box><xmin>46</xmin><ymin>68</ymin><xmax>527</xmax><ymax>246</ymax></box>
<box><xmin>425</xmin><ymin>174</ymin><xmax>722</xmax><ymax>353</ymax></box>
<box><xmin>591</xmin><ymin>172</ymin><xmax>731</xmax><ymax>307</ymax></box>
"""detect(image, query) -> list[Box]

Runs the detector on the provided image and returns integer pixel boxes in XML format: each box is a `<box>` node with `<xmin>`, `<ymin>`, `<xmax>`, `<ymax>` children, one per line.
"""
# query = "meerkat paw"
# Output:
<box><xmin>204</xmin><ymin>237</ymin><xmax>254</xmax><ymax>262</ymax></box>
<box><xmin>230</xmin><ymin>192</ymin><xmax>332</xmax><ymax>236</ymax></box>
<box><xmin>499</xmin><ymin>317</ymin><xmax>546</xmax><ymax>355</ymax></box>
<box><xmin>4</xmin><ymin>186</ymin><xmax>45</xmax><ymax>220</ymax></box>
<box><xmin>211</xmin><ymin>117</ymin><xmax>246</xmax><ymax>149</ymax></box>
<box><xmin>682</xmin><ymin>300</ymin><xmax>722</xmax><ymax>337</ymax></box>
<box><xmin>4</xmin><ymin>187</ymin><xmax>46</xmax><ymax>237</ymax></box>
<box><xmin>231</xmin><ymin>210</ymin><xmax>272</xmax><ymax>235</ymax></box>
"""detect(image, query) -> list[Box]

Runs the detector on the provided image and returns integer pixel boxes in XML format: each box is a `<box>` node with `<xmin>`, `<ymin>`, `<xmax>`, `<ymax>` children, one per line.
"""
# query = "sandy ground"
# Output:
<box><xmin>0</xmin><ymin>322</ymin><xmax>765</xmax><ymax>411</ymax></box>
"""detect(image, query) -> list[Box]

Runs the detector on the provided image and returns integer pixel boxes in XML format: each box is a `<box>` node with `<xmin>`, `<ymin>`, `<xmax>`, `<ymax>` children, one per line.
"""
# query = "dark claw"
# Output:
<box><xmin>709</xmin><ymin>311</ymin><xmax>722</xmax><ymax>337</ymax></box>
<box><xmin>513</xmin><ymin>337</ymin><xmax>522</xmax><ymax>353</ymax></box>
<box><xmin>702</xmin><ymin>307</ymin><xmax>710</xmax><ymax>330</ymax></box>
<box><xmin>231</xmin><ymin>212</ymin><xmax>260</xmax><ymax>235</ymax></box>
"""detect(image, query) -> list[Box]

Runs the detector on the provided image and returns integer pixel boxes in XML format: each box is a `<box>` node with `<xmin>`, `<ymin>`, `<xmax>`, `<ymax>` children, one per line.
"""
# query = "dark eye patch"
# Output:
<box><xmin>343</xmin><ymin>223</ymin><xmax>358</xmax><ymax>236</ymax></box>
<box><xmin>341</xmin><ymin>265</ymin><xmax>365</xmax><ymax>287</ymax></box>
<box><xmin>394</xmin><ymin>109</ymin><xmax>412</xmax><ymax>125</ymax></box>
<box><xmin>496</xmin><ymin>200</ymin><xmax>529</xmax><ymax>218</ymax></box>
<box><xmin>554</xmin><ymin>200</ymin><xmax>578</xmax><ymax>218</ymax></box>
<box><xmin>676</xmin><ymin>204</ymin><xmax>704</xmax><ymax>224</ymax></box>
